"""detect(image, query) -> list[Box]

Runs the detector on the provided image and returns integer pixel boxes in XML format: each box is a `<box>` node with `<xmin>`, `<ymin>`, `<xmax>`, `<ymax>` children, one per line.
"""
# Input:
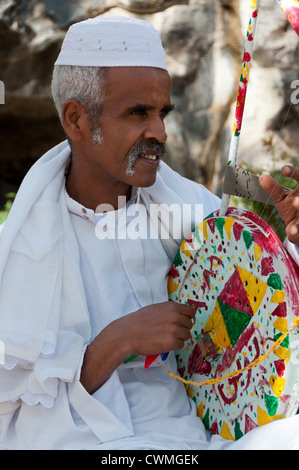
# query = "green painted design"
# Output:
<box><xmin>267</xmin><ymin>273</ymin><xmax>284</xmax><ymax>290</ymax></box>
<box><xmin>123</xmin><ymin>354</ymin><xmax>137</xmax><ymax>364</ymax></box>
<box><xmin>274</xmin><ymin>332</ymin><xmax>289</xmax><ymax>348</ymax></box>
<box><xmin>234</xmin><ymin>419</ymin><xmax>243</xmax><ymax>440</ymax></box>
<box><xmin>174</xmin><ymin>250</ymin><xmax>183</xmax><ymax>267</ymax></box>
<box><xmin>242</xmin><ymin>229</ymin><xmax>254</xmax><ymax>249</ymax></box>
<box><xmin>264</xmin><ymin>393</ymin><xmax>279</xmax><ymax>417</ymax></box>
<box><xmin>215</xmin><ymin>218</ymin><xmax>225</xmax><ymax>238</ymax></box>
<box><xmin>202</xmin><ymin>408</ymin><xmax>211</xmax><ymax>430</ymax></box>
<box><xmin>218</xmin><ymin>299</ymin><xmax>252</xmax><ymax>347</ymax></box>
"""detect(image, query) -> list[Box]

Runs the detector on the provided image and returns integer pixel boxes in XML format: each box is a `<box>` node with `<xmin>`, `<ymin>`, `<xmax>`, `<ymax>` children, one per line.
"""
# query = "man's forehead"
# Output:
<box><xmin>104</xmin><ymin>67</ymin><xmax>171</xmax><ymax>108</ymax></box>
<box><xmin>105</xmin><ymin>66</ymin><xmax>171</xmax><ymax>89</ymax></box>
<box><xmin>106</xmin><ymin>65</ymin><xmax>169</xmax><ymax>79</ymax></box>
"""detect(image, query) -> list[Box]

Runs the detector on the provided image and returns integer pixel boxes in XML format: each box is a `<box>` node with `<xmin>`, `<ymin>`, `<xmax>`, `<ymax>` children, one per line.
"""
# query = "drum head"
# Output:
<box><xmin>168</xmin><ymin>207</ymin><xmax>299</xmax><ymax>441</ymax></box>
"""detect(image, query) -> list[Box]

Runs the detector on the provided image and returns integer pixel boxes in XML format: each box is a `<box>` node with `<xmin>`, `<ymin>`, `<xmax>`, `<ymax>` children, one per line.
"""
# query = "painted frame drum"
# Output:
<box><xmin>168</xmin><ymin>207</ymin><xmax>299</xmax><ymax>441</ymax></box>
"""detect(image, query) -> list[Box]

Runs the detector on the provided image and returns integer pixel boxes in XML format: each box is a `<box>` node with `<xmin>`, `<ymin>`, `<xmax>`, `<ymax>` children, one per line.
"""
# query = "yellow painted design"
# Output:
<box><xmin>204</xmin><ymin>300</ymin><xmax>232</xmax><ymax>349</ymax></box>
<box><xmin>270</xmin><ymin>375</ymin><xmax>286</xmax><ymax>398</ymax></box>
<box><xmin>236</xmin><ymin>265</ymin><xmax>267</xmax><ymax>315</ymax></box>
<box><xmin>254</xmin><ymin>244</ymin><xmax>262</xmax><ymax>261</ymax></box>
<box><xmin>167</xmin><ymin>277</ymin><xmax>179</xmax><ymax>295</ymax></box>
<box><xmin>257</xmin><ymin>406</ymin><xmax>283</xmax><ymax>427</ymax></box>
<box><xmin>221</xmin><ymin>422</ymin><xmax>235</xmax><ymax>441</ymax></box>
<box><xmin>270</xmin><ymin>290</ymin><xmax>285</xmax><ymax>304</ymax></box>
<box><xmin>224</xmin><ymin>217</ymin><xmax>234</xmax><ymax>240</ymax></box>
<box><xmin>181</xmin><ymin>240</ymin><xmax>192</xmax><ymax>259</ymax></box>
<box><xmin>274</xmin><ymin>346</ymin><xmax>290</xmax><ymax>363</ymax></box>
<box><xmin>257</xmin><ymin>406</ymin><xmax>272</xmax><ymax>426</ymax></box>
<box><xmin>197</xmin><ymin>401</ymin><xmax>204</xmax><ymax>419</ymax></box>
<box><xmin>196</xmin><ymin>220</ymin><xmax>208</xmax><ymax>242</ymax></box>
<box><xmin>273</xmin><ymin>317</ymin><xmax>288</xmax><ymax>333</ymax></box>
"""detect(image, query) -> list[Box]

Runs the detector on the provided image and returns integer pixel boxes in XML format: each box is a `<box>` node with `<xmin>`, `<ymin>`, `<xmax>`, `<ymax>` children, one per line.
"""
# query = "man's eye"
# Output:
<box><xmin>131</xmin><ymin>109</ymin><xmax>147</xmax><ymax>116</ymax></box>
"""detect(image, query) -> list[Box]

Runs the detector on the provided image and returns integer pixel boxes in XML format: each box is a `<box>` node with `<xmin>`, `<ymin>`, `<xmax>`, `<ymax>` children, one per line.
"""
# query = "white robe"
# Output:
<box><xmin>1</xmin><ymin>140</ymin><xmax>299</xmax><ymax>450</ymax></box>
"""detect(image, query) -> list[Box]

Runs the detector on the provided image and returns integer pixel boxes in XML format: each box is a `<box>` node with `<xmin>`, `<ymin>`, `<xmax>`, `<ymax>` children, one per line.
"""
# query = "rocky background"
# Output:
<box><xmin>0</xmin><ymin>0</ymin><xmax>299</xmax><ymax>203</ymax></box>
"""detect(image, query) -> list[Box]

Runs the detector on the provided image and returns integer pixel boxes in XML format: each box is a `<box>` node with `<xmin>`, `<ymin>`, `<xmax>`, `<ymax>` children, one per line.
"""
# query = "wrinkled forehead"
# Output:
<box><xmin>103</xmin><ymin>66</ymin><xmax>172</xmax><ymax>111</ymax></box>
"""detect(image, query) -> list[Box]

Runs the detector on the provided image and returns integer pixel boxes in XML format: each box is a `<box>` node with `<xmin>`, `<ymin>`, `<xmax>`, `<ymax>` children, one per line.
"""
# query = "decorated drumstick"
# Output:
<box><xmin>221</xmin><ymin>0</ymin><xmax>299</xmax><ymax>217</ymax></box>
<box><xmin>220</xmin><ymin>0</ymin><xmax>261</xmax><ymax>217</ymax></box>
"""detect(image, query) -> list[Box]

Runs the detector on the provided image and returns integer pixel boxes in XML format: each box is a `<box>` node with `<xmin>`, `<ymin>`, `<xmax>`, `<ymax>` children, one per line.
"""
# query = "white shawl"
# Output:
<box><xmin>0</xmin><ymin>140</ymin><xmax>221</xmax><ymax>449</ymax></box>
<box><xmin>0</xmin><ymin>141</ymin><xmax>90</xmax><ymax>368</ymax></box>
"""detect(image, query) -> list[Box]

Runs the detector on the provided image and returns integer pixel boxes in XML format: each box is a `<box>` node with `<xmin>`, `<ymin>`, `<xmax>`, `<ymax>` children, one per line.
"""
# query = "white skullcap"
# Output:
<box><xmin>54</xmin><ymin>16</ymin><xmax>168</xmax><ymax>71</ymax></box>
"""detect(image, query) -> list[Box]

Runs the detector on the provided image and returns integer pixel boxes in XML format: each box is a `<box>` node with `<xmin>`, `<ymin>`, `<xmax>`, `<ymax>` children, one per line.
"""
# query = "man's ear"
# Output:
<box><xmin>61</xmin><ymin>99</ymin><xmax>88</xmax><ymax>142</ymax></box>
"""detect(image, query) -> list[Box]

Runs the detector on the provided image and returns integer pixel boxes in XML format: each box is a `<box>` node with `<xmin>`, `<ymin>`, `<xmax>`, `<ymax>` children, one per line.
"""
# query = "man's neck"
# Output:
<box><xmin>65</xmin><ymin>165</ymin><xmax>132</xmax><ymax>212</ymax></box>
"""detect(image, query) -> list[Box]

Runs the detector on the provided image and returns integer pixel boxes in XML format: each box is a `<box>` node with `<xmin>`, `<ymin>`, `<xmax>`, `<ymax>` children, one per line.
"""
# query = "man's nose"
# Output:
<box><xmin>143</xmin><ymin>117</ymin><xmax>167</xmax><ymax>144</ymax></box>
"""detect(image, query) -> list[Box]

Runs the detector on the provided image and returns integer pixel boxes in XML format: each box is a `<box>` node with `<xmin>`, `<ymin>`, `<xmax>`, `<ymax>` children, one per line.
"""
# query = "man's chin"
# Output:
<box><xmin>126</xmin><ymin>158</ymin><xmax>161</xmax><ymax>187</ymax></box>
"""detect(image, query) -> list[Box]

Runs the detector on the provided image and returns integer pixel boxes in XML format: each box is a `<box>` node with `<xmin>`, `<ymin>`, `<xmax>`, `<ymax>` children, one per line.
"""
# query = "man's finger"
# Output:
<box><xmin>178</xmin><ymin>303</ymin><xmax>197</xmax><ymax>318</ymax></box>
<box><xmin>259</xmin><ymin>174</ymin><xmax>286</xmax><ymax>205</ymax></box>
<box><xmin>286</xmin><ymin>218</ymin><xmax>299</xmax><ymax>245</ymax></box>
<box><xmin>281</xmin><ymin>165</ymin><xmax>299</xmax><ymax>183</ymax></box>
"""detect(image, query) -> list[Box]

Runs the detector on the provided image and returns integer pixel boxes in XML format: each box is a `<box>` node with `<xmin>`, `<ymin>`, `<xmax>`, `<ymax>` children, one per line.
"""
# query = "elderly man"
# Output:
<box><xmin>1</xmin><ymin>15</ymin><xmax>299</xmax><ymax>450</ymax></box>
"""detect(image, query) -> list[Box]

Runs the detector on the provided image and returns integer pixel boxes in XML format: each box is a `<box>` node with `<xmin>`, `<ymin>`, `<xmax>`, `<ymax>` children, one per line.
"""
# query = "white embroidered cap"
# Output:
<box><xmin>54</xmin><ymin>16</ymin><xmax>168</xmax><ymax>71</ymax></box>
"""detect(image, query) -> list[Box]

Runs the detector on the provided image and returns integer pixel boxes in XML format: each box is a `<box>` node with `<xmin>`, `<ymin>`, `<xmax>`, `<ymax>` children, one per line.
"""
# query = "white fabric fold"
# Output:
<box><xmin>0</xmin><ymin>141</ymin><xmax>70</xmax><ymax>362</ymax></box>
<box><xmin>68</xmin><ymin>350</ymin><xmax>133</xmax><ymax>443</ymax></box>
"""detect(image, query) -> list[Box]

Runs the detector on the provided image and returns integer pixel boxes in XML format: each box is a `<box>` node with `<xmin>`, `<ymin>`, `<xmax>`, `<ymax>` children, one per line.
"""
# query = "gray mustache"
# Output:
<box><xmin>129</xmin><ymin>139</ymin><xmax>166</xmax><ymax>159</ymax></box>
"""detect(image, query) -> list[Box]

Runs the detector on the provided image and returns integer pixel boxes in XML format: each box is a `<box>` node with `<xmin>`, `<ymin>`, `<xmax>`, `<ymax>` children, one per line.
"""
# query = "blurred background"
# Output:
<box><xmin>0</xmin><ymin>0</ymin><xmax>299</xmax><ymax>217</ymax></box>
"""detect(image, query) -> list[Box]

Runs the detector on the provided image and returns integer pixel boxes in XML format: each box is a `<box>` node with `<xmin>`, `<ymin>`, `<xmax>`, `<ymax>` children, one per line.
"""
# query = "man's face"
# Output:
<box><xmin>82</xmin><ymin>66</ymin><xmax>173</xmax><ymax>192</ymax></box>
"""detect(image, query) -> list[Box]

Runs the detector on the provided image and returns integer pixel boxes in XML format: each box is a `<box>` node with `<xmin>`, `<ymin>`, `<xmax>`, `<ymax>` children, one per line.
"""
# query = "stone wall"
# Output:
<box><xmin>0</xmin><ymin>0</ymin><xmax>298</xmax><ymax>202</ymax></box>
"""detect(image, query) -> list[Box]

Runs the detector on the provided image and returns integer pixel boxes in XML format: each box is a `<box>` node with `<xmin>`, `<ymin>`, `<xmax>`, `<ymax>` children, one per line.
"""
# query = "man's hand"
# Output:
<box><xmin>259</xmin><ymin>165</ymin><xmax>299</xmax><ymax>246</ymax></box>
<box><xmin>119</xmin><ymin>301</ymin><xmax>195</xmax><ymax>357</ymax></box>
<box><xmin>80</xmin><ymin>301</ymin><xmax>195</xmax><ymax>394</ymax></box>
